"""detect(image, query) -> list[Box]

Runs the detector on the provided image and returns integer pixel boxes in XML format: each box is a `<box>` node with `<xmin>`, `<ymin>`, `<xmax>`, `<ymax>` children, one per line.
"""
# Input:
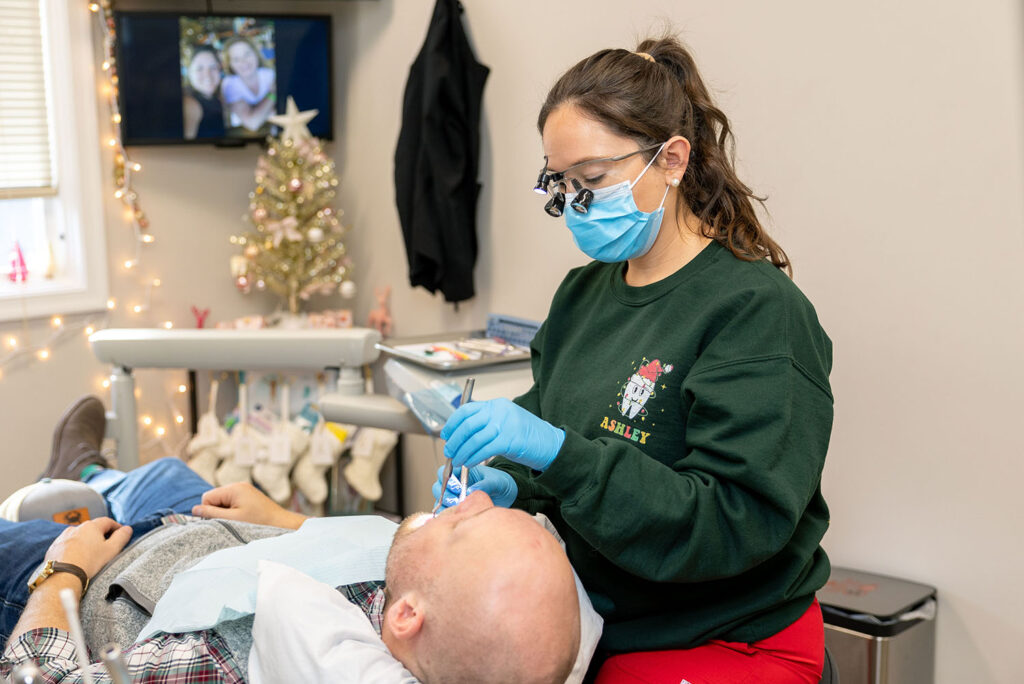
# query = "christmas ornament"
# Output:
<box><xmin>340</xmin><ymin>280</ymin><xmax>357</xmax><ymax>299</ymax></box>
<box><xmin>268</xmin><ymin>96</ymin><xmax>318</xmax><ymax>143</ymax></box>
<box><xmin>307</xmin><ymin>227</ymin><xmax>324</xmax><ymax>243</ymax></box>
<box><xmin>267</xmin><ymin>216</ymin><xmax>302</xmax><ymax>247</ymax></box>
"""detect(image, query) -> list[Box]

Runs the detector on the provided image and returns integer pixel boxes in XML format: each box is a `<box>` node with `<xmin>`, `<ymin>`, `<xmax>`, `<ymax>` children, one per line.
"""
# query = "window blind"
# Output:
<box><xmin>0</xmin><ymin>0</ymin><xmax>56</xmax><ymax>199</ymax></box>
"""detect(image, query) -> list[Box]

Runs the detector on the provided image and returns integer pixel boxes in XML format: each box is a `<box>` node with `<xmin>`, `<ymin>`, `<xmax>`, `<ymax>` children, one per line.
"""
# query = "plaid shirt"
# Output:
<box><xmin>1</xmin><ymin>628</ymin><xmax>244</xmax><ymax>684</ymax></box>
<box><xmin>0</xmin><ymin>582</ymin><xmax>387</xmax><ymax>683</ymax></box>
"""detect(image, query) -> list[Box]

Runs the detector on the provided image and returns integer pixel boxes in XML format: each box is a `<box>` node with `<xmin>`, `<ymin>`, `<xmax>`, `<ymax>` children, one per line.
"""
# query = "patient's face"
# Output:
<box><xmin>388</xmin><ymin>492</ymin><xmax>561</xmax><ymax>573</ymax></box>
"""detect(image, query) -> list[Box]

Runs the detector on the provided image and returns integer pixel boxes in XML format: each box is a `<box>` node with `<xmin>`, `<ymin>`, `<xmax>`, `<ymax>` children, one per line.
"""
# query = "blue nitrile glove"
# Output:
<box><xmin>431</xmin><ymin>464</ymin><xmax>518</xmax><ymax>510</ymax></box>
<box><xmin>439</xmin><ymin>398</ymin><xmax>565</xmax><ymax>472</ymax></box>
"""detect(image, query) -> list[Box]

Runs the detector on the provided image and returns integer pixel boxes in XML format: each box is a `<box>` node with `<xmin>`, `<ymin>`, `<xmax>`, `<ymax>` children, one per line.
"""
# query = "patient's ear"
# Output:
<box><xmin>384</xmin><ymin>592</ymin><xmax>425</xmax><ymax>641</ymax></box>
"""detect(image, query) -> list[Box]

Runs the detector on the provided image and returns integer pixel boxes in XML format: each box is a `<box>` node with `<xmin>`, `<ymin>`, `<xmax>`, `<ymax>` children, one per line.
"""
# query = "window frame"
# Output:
<box><xmin>0</xmin><ymin>0</ymin><xmax>109</xmax><ymax>322</ymax></box>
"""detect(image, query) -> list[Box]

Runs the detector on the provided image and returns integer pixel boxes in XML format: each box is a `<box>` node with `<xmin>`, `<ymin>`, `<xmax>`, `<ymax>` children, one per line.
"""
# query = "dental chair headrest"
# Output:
<box><xmin>0</xmin><ymin>478</ymin><xmax>108</xmax><ymax>525</ymax></box>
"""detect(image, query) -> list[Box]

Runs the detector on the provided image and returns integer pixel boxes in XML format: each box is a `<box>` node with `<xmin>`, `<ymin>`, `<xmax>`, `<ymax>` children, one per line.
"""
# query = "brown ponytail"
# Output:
<box><xmin>538</xmin><ymin>34</ymin><xmax>791</xmax><ymax>275</ymax></box>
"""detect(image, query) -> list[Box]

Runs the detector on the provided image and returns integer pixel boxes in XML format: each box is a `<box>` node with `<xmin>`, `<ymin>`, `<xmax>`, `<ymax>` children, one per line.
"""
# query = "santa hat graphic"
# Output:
<box><xmin>636</xmin><ymin>359</ymin><xmax>674</xmax><ymax>384</ymax></box>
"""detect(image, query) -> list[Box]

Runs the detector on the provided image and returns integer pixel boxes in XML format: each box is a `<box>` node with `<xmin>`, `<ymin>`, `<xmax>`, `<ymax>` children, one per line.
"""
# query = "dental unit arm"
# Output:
<box><xmin>89</xmin><ymin>328</ymin><xmax>533</xmax><ymax>471</ymax></box>
<box><xmin>89</xmin><ymin>328</ymin><xmax>426</xmax><ymax>470</ymax></box>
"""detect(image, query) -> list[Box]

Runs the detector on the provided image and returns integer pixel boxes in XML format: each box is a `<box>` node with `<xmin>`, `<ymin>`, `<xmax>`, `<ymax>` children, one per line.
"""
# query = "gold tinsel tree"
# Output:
<box><xmin>230</xmin><ymin>100</ymin><xmax>354</xmax><ymax>314</ymax></box>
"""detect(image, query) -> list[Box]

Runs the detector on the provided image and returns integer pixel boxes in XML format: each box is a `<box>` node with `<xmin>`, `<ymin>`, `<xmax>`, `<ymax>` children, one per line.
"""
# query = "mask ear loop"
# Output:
<box><xmin>630</xmin><ymin>142</ymin><xmax>672</xmax><ymax>210</ymax></box>
<box><xmin>629</xmin><ymin>142</ymin><xmax>667</xmax><ymax>188</ymax></box>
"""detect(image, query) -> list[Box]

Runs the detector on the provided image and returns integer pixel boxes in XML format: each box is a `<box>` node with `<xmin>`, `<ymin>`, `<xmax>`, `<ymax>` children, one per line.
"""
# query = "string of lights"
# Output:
<box><xmin>90</xmin><ymin>0</ymin><xmax>154</xmax><ymax>272</ymax></box>
<box><xmin>0</xmin><ymin>314</ymin><xmax>108</xmax><ymax>381</ymax></box>
<box><xmin>87</xmin><ymin>0</ymin><xmax>192</xmax><ymax>459</ymax></box>
<box><xmin>0</xmin><ymin>2</ymin><xmax>189</xmax><ymax>459</ymax></box>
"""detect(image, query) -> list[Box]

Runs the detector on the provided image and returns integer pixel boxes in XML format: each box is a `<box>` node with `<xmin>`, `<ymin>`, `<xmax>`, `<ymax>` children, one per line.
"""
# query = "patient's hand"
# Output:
<box><xmin>45</xmin><ymin>517</ymin><xmax>133</xmax><ymax>581</ymax></box>
<box><xmin>192</xmin><ymin>482</ymin><xmax>308</xmax><ymax>530</ymax></box>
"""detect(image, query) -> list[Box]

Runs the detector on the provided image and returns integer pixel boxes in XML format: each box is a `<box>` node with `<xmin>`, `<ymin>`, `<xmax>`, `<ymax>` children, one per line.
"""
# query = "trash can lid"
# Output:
<box><xmin>817</xmin><ymin>566</ymin><xmax>936</xmax><ymax>621</ymax></box>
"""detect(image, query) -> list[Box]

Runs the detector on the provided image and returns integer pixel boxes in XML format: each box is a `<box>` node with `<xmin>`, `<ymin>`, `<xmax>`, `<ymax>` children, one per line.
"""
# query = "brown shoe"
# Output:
<box><xmin>42</xmin><ymin>396</ymin><xmax>110</xmax><ymax>480</ymax></box>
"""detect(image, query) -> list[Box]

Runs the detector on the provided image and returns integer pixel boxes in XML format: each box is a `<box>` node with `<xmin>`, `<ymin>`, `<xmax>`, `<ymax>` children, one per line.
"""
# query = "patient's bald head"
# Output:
<box><xmin>381</xmin><ymin>492</ymin><xmax>579</xmax><ymax>684</ymax></box>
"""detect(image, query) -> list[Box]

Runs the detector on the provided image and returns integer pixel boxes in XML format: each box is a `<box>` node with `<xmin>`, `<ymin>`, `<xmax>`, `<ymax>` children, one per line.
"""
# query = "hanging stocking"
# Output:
<box><xmin>343</xmin><ymin>427</ymin><xmax>398</xmax><ymax>502</ymax></box>
<box><xmin>292</xmin><ymin>421</ymin><xmax>348</xmax><ymax>504</ymax></box>
<box><xmin>216</xmin><ymin>379</ymin><xmax>258</xmax><ymax>486</ymax></box>
<box><xmin>252</xmin><ymin>384</ymin><xmax>309</xmax><ymax>504</ymax></box>
<box><xmin>187</xmin><ymin>380</ymin><xmax>231</xmax><ymax>485</ymax></box>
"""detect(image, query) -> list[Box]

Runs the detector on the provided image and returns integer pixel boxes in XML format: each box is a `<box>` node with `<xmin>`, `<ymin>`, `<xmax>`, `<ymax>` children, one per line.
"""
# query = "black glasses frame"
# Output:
<box><xmin>533</xmin><ymin>143</ymin><xmax>665</xmax><ymax>217</ymax></box>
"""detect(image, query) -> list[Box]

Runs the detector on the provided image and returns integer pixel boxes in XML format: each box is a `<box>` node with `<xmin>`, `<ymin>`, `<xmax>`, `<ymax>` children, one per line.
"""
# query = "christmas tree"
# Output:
<box><xmin>231</xmin><ymin>97</ymin><xmax>354</xmax><ymax>314</ymax></box>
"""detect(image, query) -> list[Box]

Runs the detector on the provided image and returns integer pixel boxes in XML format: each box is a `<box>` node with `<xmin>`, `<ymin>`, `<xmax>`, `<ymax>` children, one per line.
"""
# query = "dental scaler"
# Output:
<box><xmin>432</xmin><ymin>377</ymin><xmax>475</xmax><ymax>515</ymax></box>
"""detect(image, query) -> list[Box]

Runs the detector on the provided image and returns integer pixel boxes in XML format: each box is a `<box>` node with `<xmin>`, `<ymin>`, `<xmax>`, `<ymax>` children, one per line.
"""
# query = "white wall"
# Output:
<box><xmin>0</xmin><ymin>1</ymin><xmax>1021</xmax><ymax>680</ymax></box>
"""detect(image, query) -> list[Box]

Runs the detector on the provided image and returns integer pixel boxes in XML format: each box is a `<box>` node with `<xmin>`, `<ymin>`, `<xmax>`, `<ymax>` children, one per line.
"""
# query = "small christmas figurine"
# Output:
<box><xmin>7</xmin><ymin>241</ymin><xmax>28</xmax><ymax>283</ymax></box>
<box><xmin>367</xmin><ymin>285</ymin><xmax>393</xmax><ymax>336</ymax></box>
<box><xmin>191</xmin><ymin>306</ymin><xmax>211</xmax><ymax>329</ymax></box>
<box><xmin>230</xmin><ymin>97</ymin><xmax>356</xmax><ymax>314</ymax></box>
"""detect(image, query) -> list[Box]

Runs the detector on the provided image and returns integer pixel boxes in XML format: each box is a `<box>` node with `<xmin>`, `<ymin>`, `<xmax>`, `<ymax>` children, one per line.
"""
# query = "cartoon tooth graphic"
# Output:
<box><xmin>618</xmin><ymin>359</ymin><xmax>674</xmax><ymax>420</ymax></box>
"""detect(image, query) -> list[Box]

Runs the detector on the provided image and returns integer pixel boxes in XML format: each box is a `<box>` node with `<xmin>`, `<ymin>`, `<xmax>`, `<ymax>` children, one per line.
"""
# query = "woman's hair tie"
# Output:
<box><xmin>633</xmin><ymin>51</ymin><xmax>656</xmax><ymax>64</ymax></box>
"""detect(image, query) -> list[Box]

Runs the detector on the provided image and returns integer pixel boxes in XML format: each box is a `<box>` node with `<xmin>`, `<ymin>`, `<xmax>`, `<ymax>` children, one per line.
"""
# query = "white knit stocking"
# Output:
<box><xmin>343</xmin><ymin>428</ymin><xmax>398</xmax><ymax>502</ymax></box>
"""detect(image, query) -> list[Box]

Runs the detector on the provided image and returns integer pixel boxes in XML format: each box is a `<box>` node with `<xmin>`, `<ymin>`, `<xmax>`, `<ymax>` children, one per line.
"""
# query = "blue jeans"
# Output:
<box><xmin>0</xmin><ymin>458</ymin><xmax>211</xmax><ymax>649</ymax></box>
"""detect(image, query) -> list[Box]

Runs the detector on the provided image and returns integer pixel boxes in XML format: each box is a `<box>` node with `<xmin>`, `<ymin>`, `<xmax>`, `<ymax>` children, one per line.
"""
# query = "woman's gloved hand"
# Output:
<box><xmin>440</xmin><ymin>398</ymin><xmax>565</xmax><ymax>471</ymax></box>
<box><xmin>432</xmin><ymin>464</ymin><xmax>518</xmax><ymax>510</ymax></box>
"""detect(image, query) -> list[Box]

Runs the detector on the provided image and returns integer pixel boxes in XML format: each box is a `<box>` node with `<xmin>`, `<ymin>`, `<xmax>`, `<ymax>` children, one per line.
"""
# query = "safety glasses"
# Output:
<box><xmin>533</xmin><ymin>143</ymin><xmax>665</xmax><ymax>217</ymax></box>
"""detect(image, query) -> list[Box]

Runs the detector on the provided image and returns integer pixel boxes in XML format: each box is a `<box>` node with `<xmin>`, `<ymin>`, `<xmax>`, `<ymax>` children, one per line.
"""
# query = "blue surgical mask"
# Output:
<box><xmin>565</xmin><ymin>144</ymin><xmax>670</xmax><ymax>263</ymax></box>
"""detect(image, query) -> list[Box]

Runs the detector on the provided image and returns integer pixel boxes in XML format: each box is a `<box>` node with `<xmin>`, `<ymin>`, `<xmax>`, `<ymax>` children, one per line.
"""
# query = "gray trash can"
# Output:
<box><xmin>816</xmin><ymin>566</ymin><xmax>936</xmax><ymax>684</ymax></box>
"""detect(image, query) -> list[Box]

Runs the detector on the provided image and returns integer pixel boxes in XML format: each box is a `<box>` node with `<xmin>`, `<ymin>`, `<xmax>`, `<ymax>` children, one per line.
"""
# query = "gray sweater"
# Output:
<box><xmin>78</xmin><ymin>518</ymin><xmax>289</xmax><ymax>673</ymax></box>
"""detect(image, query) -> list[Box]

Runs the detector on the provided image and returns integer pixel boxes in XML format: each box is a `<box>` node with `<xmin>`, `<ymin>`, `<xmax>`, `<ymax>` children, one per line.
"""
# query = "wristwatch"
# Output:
<box><xmin>27</xmin><ymin>560</ymin><xmax>89</xmax><ymax>595</ymax></box>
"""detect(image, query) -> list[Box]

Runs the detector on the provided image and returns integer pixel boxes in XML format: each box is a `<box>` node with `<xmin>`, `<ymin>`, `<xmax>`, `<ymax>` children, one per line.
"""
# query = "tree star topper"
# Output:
<box><xmin>269</xmin><ymin>97</ymin><xmax>318</xmax><ymax>142</ymax></box>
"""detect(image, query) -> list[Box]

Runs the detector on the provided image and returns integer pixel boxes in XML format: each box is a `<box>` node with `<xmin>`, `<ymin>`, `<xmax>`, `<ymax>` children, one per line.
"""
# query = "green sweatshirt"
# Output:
<box><xmin>493</xmin><ymin>240</ymin><xmax>833</xmax><ymax>653</ymax></box>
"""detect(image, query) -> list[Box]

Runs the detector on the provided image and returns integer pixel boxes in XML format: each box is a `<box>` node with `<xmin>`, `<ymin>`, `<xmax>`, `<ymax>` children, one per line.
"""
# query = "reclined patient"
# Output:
<box><xmin>0</xmin><ymin>397</ymin><xmax>592</xmax><ymax>683</ymax></box>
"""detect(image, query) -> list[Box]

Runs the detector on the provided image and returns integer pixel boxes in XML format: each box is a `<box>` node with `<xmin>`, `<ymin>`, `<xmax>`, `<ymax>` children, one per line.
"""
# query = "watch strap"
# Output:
<box><xmin>28</xmin><ymin>560</ymin><xmax>89</xmax><ymax>595</ymax></box>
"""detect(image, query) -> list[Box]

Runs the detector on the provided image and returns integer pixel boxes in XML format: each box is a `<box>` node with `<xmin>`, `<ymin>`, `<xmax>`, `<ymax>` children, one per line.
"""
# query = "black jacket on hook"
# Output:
<box><xmin>394</xmin><ymin>0</ymin><xmax>489</xmax><ymax>304</ymax></box>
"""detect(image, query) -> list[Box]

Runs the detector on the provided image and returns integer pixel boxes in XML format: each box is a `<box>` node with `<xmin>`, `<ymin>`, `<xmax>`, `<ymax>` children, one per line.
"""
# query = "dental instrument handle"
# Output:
<box><xmin>459</xmin><ymin>378</ymin><xmax>475</xmax><ymax>407</ymax></box>
<box><xmin>432</xmin><ymin>459</ymin><xmax>455</xmax><ymax>515</ymax></box>
<box><xmin>459</xmin><ymin>465</ymin><xmax>469</xmax><ymax>503</ymax></box>
<box><xmin>433</xmin><ymin>378</ymin><xmax>476</xmax><ymax>513</ymax></box>
<box><xmin>59</xmin><ymin>587</ymin><xmax>95</xmax><ymax>684</ymax></box>
<box><xmin>100</xmin><ymin>643</ymin><xmax>133</xmax><ymax>684</ymax></box>
<box><xmin>457</xmin><ymin>378</ymin><xmax>475</xmax><ymax>503</ymax></box>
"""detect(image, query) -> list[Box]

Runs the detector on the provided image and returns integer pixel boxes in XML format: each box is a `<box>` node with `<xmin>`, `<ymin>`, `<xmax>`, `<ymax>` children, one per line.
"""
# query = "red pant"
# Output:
<box><xmin>595</xmin><ymin>599</ymin><xmax>825</xmax><ymax>684</ymax></box>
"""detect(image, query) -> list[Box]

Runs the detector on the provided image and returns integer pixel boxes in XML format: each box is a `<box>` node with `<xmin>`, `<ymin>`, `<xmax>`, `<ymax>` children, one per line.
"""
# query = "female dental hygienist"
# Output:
<box><xmin>436</xmin><ymin>35</ymin><xmax>833</xmax><ymax>684</ymax></box>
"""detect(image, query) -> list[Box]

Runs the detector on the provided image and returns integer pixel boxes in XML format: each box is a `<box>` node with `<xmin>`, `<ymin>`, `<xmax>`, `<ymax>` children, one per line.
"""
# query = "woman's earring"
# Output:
<box><xmin>671</xmin><ymin>177</ymin><xmax>681</xmax><ymax>187</ymax></box>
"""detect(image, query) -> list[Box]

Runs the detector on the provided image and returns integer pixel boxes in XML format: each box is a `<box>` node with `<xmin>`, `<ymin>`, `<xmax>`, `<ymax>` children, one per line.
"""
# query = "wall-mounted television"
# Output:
<box><xmin>114</xmin><ymin>12</ymin><xmax>333</xmax><ymax>146</ymax></box>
